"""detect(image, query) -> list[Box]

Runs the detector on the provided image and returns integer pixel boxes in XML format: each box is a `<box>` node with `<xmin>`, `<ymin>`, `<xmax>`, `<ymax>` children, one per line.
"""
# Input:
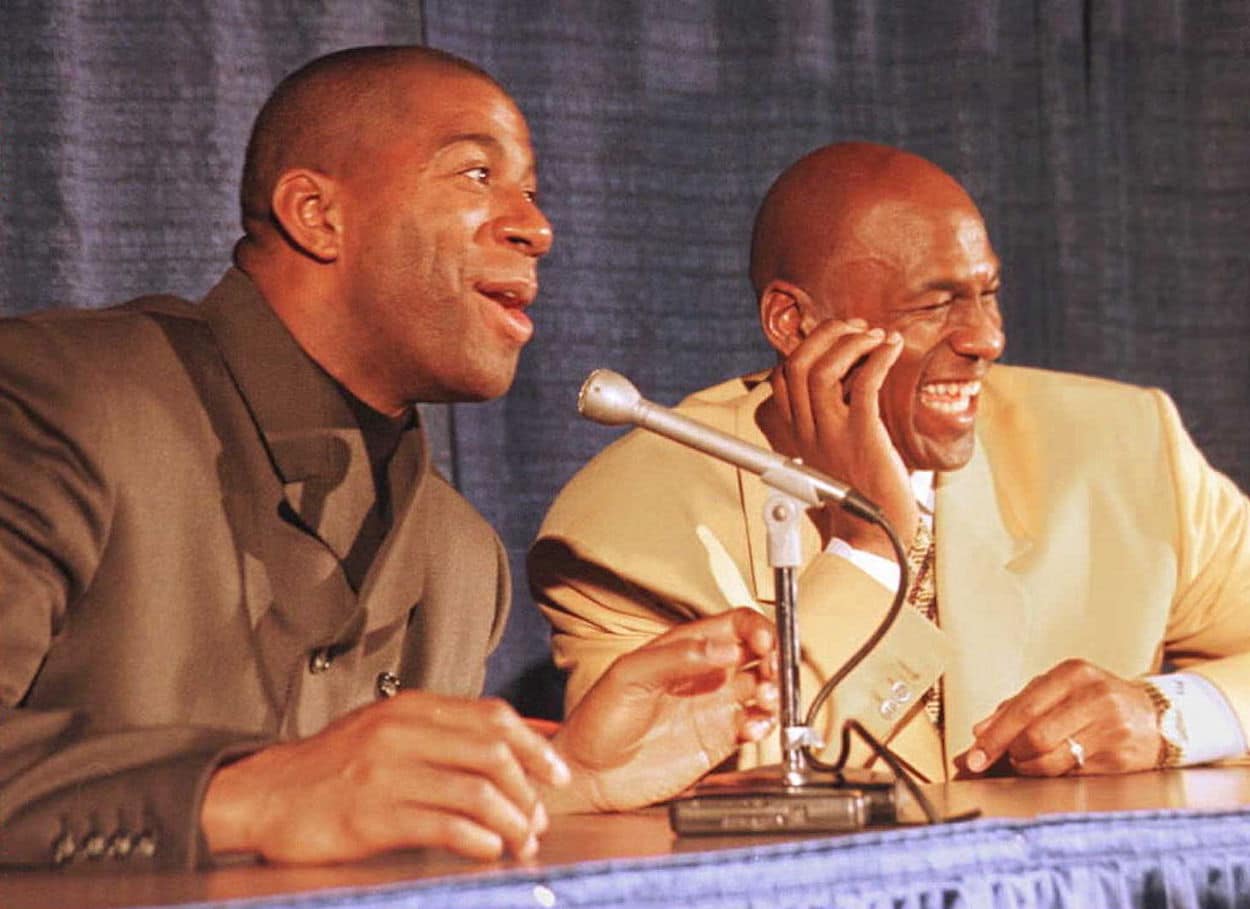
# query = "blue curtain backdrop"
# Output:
<box><xmin>2</xmin><ymin>2</ymin><xmax>1248</xmax><ymax>718</ymax></box>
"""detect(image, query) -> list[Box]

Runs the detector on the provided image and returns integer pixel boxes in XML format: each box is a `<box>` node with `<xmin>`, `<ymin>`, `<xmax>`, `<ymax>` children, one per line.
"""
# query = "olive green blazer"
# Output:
<box><xmin>0</xmin><ymin>271</ymin><xmax>508</xmax><ymax>870</ymax></box>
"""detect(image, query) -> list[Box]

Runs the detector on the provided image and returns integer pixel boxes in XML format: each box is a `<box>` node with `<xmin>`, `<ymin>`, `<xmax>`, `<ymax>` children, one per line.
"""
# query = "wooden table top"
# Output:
<box><xmin>3</xmin><ymin>765</ymin><xmax>1249</xmax><ymax>909</ymax></box>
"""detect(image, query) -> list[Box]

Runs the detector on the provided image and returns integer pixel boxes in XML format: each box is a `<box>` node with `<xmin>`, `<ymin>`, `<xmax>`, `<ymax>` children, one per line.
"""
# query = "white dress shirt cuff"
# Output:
<box><xmin>825</xmin><ymin>538</ymin><xmax>901</xmax><ymax>591</ymax></box>
<box><xmin>1145</xmin><ymin>672</ymin><xmax>1248</xmax><ymax>766</ymax></box>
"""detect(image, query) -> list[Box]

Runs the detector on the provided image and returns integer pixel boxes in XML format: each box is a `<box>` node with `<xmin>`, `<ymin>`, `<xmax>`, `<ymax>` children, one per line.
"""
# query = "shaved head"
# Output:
<box><xmin>751</xmin><ymin>141</ymin><xmax>1004</xmax><ymax>473</ymax></box>
<box><xmin>239</xmin><ymin>45</ymin><xmax>499</xmax><ymax>230</ymax></box>
<box><xmin>749</xmin><ymin>142</ymin><xmax>980</xmax><ymax>303</ymax></box>
<box><xmin>232</xmin><ymin>44</ymin><xmax>550</xmax><ymax>412</ymax></box>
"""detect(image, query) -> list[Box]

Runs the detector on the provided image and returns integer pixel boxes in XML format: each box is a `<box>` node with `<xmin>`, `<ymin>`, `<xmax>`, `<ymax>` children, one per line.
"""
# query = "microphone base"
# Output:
<box><xmin>668</xmin><ymin>765</ymin><xmax>899</xmax><ymax>836</ymax></box>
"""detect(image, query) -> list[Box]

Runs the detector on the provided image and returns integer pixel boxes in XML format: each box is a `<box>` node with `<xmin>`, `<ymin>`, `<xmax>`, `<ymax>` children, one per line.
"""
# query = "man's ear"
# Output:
<box><xmin>759</xmin><ymin>280</ymin><xmax>815</xmax><ymax>356</ymax></box>
<box><xmin>270</xmin><ymin>169</ymin><xmax>341</xmax><ymax>263</ymax></box>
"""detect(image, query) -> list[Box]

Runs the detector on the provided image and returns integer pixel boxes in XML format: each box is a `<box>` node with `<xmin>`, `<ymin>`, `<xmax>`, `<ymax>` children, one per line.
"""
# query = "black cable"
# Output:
<box><xmin>797</xmin><ymin>509</ymin><xmax>981</xmax><ymax>826</ymax></box>
<box><xmin>803</xmin><ymin>508</ymin><xmax>911</xmax><ymax>772</ymax></box>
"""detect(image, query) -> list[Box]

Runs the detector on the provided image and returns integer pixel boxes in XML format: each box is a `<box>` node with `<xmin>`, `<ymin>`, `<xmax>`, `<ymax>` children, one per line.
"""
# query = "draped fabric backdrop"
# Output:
<box><xmin>2</xmin><ymin>2</ymin><xmax>1248</xmax><ymax>718</ymax></box>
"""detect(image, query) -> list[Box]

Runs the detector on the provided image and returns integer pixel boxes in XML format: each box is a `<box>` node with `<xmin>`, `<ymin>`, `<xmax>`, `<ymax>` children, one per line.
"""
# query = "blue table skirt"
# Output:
<box><xmin>184</xmin><ymin>808</ymin><xmax>1250</xmax><ymax>909</ymax></box>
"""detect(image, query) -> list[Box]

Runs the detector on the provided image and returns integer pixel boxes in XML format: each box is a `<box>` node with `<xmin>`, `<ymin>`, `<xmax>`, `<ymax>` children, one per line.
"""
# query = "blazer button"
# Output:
<box><xmin>108</xmin><ymin>832</ymin><xmax>134</xmax><ymax>859</ymax></box>
<box><xmin>83</xmin><ymin>833</ymin><xmax>107</xmax><ymax>860</ymax></box>
<box><xmin>376</xmin><ymin>672</ymin><xmax>401</xmax><ymax>699</ymax></box>
<box><xmin>51</xmin><ymin>832</ymin><xmax>76</xmax><ymax>866</ymax></box>
<box><xmin>309</xmin><ymin>649</ymin><xmax>333</xmax><ymax>674</ymax></box>
<box><xmin>134</xmin><ymin>832</ymin><xmax>157</xmax><ymax>859</ymax></box>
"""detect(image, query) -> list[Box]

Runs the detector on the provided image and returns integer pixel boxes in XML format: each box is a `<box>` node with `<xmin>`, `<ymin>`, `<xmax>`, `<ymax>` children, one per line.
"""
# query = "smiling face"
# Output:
<box><xmin>752</xmin><ymin>143</ymin><xmax>1006</xmax><ymax>473</ymax></box>
<box><xmin>817</xmin><ymin>196</ymin><xmax>1005</xmax><ymax>471</ymax></box>
<box><xmin>336</xmin><ymin>68</ymin><xmax>552</xmax><ymax>406</ymax></box>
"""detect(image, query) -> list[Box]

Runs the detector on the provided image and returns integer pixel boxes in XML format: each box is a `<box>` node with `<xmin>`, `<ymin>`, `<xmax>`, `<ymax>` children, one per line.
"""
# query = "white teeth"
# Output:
<box><xmin>919</xmin><ymin>380</ymin><xmax>981</xmax><ymax>414</ymax></box>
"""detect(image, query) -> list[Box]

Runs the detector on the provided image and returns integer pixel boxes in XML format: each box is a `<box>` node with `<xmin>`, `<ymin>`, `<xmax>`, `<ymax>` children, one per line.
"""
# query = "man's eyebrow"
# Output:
<box><xmin>437</xmin><ymin>132</ymin><xmax>503</xmax><ymax>152</ymax></box>
<box><xmin>433</xmin><ymin>132</ymin><xmax>538</xmax><ymax>181</ymax></box>
<box><xmin>908</xmin><ymin>272</ymin><xmax>1002</xmax><ymax>298</ymax></box>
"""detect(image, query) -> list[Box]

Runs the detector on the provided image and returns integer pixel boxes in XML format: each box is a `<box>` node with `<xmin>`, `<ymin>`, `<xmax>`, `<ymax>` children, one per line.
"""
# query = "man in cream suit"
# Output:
<box><xmin>0</xmin><ymin>46</ymin><xmax>779</xmax><ymax>871</ymax></box>
<box><xmin>532</xmin><ymin>142</ymin><xmax>1250</xmax><ymax>784</ymax></box>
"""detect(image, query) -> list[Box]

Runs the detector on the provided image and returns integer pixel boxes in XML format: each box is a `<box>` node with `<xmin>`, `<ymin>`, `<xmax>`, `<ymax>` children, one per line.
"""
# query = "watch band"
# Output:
<box><xmin>1139</xmin><ymin>680</ymin><xmax>1184</xmax><ymax>768</ymax></box>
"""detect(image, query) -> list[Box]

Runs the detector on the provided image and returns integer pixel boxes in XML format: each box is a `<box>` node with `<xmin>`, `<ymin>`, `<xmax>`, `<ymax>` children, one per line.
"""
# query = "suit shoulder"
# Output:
<box><xmin>0</xmin><ymin>297</ymin><xmax>216</xmax><ymax>458</ymax></box>
<box><xmin>422</xmin><ymin>466</ymin><xmax>506</xmax><ymax>555</ymax></box>
<box><xmin>986</xmin><ymin>364</ymin><xmax>1168</xmax><ymax>434</ymax></box>
<box><xmin>538</xmin><ymin>375</ymin><xmax>756</xmax><ymax>540</ymax></box>
<box><xmin>1</xmin><ymin>295</ymin><xmax>204</xmax><ymax>358</ymax></box>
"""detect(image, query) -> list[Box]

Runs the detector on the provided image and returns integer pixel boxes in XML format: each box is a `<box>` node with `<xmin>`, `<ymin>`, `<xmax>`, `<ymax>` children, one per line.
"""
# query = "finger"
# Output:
<box><xmin>723</xmin><ymin>607</ymin><xmax>777</xmax><ymax>668</ymax></box>
<box><xmin>739</xmin><ymin>705</ymin><xmax>778</xmax><ymax>743</ymax></box>
<box><xmin>1008</xmin><ymin>732</ymin><xmax>1090</xmax><ymax>777</ymax></box>
<box><xmin>732</xmin><ymin>669</ymin><xmax>779</xmax><ymax>713</ymax></box>
<box><xmin>611</xmin><ymin>635</ymin><xmax>739</xmax><ymax>698</ymax></box>
<box><xmin>769</xmin><ymin>364</ymin><xmax>792</xmax><ymax>426</ymax></box>
<box><xmin>964</xmin><ymin>673</ymin><xmax>1071</xmax><ymax>773</ymax></box>
<box><xmin>806</xmin><ymin>333</ymin><xmax>891</xmax><ymax>421</ymax></box>
<box><xmin>379</xmin><ymin>695</ymin><xmax>565</xmax><ymax>837</ymax></box>
<box><xmin>779</xmin><ymin>321</ymin><xmax>872</xmax><ymax>439</ymax></box>
<box><xmin>422</xmin><ymin>694</ymin><xmax>572</xmax><ymax>788</ymax></box>
<box><xmin>844</xmin><ymin>331</ymin><xmax>903</xmax><ymax>418</ymax></box>
<box><xmin>265</xmin><ymin>802</ymin><xmax>512</xmax><ymax>865</ymax></box>
<box><xmin>1002</xmin><ymin>696</ymin><xmax>1085</xmax><ymax>765</ymax></box>
<box><xmin>389</xmin><ymin>723</ymin><xmax>542</xmax><ymax>852</ymax></box>
<box><xmin>972</xmin><ymin>699</ymin><xmax>1010</xmax><ymax>736</ymax></box>
<box><xmin>644</xmin><ymin>608</ymin><xmax>776</xmax><ymax>668</ymax></box>
<box><xmin>383</xmin><ymin>806</ymin><xmax>510</xmax><ymax>862</ymax></box>
<box><xmin>394</xmin><ymin>763</ymin><xmax>539</xmax><ymax>858</ymax></box>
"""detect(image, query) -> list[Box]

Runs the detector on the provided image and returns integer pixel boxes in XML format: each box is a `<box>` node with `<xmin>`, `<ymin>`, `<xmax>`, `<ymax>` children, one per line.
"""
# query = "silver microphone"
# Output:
<box><xmin>577</xmin><ymin>369</ymin><xmax>881</xmax><ymax>521</ymax></box>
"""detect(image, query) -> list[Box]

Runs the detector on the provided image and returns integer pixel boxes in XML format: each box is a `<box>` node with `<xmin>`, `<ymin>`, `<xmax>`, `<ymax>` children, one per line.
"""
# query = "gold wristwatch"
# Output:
<box><xmin>1139</xmin><ymin>679</ymin><xmax>1186</xmax><ymax>768</ymax></box>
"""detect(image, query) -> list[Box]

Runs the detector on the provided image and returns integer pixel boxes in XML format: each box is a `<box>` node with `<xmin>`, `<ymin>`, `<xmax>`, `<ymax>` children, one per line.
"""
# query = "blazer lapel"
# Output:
<box><xmin>200</xmin><ymin>271</ymin><xmax>364</xmax><ymax>716</ymax></box>
<box><xmin>934</xmin><ymin>427</ymin><xmax>1033</xmax><ymax>769</ymax></box>
<box><xmin>355</xmin><ymin>424</ymin><xmax>429</xmax><ymax>638</ymax></box>
<box><xmin>732</xmin><ymin>377</ymin><xmax>947</xmax><ymax>778</ymax></box>
<box><xmin>733</xmin><ymin>377</ymin><xmax>819</xmax><ymax>605</ymax></box>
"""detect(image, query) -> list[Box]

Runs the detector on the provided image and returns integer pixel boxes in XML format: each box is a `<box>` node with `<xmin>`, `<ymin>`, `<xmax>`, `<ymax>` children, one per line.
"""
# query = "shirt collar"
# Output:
<box><xmin>201</xmin><ymin>268</ymin><xmax>415</xmax><ymax>485</ymax></box>
<box><xmin>912</xmin><ymin>470</ymin><xmax>936</xmax><ymax>515</ymax></box>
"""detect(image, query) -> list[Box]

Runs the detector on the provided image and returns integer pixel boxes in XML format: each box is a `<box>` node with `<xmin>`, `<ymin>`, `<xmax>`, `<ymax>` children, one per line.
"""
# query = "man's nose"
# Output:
<box><xmin>949</xmin><ymin>300</ymin><xmax>1006</xmax><ymax>361</ymax></box>
<box><xmin>495</xmin><ymin>192</ymin><xmax>553</xmax><ymax>258</ymax></box>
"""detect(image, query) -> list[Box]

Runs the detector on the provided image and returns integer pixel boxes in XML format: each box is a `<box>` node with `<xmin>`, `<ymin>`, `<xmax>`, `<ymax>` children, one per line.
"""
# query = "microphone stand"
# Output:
<box><xmin>667</xmin><ymin>487</ymin><xmax>903</xmax><ymax>834</ymax></box>
<box><xmin>764</xmin><ymin>490</ymin><xmax>820</xmax><ymax>787</ymax></box>
<box><xmin>573</xmin><ymin>368</ymin><xmax>938</xmax><ymax>830</ymax></box>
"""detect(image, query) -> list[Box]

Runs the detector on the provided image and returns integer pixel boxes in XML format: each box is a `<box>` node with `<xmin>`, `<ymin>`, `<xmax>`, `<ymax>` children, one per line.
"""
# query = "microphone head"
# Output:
<box><xmin>577</xmin><ymin>369</ymin><xmax>643</xmax><ymax>426</ymax></box>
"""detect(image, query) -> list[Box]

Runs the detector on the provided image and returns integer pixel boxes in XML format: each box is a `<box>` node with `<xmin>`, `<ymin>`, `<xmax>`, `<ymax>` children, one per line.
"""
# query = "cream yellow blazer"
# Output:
<box><xmin>531</xmin><ymin>365</ymin><xmax>1250</xmax><ymax>782</ymax></box>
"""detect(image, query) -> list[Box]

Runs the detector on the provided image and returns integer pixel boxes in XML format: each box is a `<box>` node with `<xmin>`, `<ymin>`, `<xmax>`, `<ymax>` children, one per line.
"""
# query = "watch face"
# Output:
<box><xmin>1161</xmin><ymin>705</ymin><xmax>1188</xmax><ymax>747</ymax></box>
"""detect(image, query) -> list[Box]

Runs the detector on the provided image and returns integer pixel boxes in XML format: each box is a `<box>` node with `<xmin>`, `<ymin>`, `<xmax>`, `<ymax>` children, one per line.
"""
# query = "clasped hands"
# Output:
<box><xmin>202</xmin><ymin>608</ymin><xmax>778</xmax><ymax>865</ymax></box>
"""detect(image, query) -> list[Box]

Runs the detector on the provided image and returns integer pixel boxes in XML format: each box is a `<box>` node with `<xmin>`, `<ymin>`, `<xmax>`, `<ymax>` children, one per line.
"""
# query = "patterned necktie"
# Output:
<box><xmin>906</xmin><ymin>519</ymin><xmax>942</xmax><ymax>728</ymax></box>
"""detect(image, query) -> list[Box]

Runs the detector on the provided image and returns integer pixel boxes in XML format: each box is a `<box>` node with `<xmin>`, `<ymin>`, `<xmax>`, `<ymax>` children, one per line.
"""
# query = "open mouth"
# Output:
<box><xmin>918</xmin><ymin>379</ymin><xmax>981</xmax><ymax>415</ymax></box>
<box><xmin>476</xmin><ymin>280</ymin><xmax>536</xmax><ymax>345</ymax></box>
<box><xmin>478</xmin><ymin>286</ymin><xmax>530</xmax><ymax>307</ymax></box>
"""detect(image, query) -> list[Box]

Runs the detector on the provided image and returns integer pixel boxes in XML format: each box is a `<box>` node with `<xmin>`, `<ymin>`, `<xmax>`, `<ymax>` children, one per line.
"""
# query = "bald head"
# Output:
<box><xmin>239</xmin><ymin>45</ymin><xmax>500</xmax><ymax>232</ymax></box>
<box><xmin>749</xmin><ymin>142</ymin><xmax>981</xmax><ymax>301</ymax></box>
<box><xmin>751</xmin><ymin>142</ymin><xmax>1005</xmax><ymax>474</ymax></box>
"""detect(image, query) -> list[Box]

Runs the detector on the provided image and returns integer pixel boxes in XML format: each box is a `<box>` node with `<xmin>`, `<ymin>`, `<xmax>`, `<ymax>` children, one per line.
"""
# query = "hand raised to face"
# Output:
<box><xmin>762</xmin><ymin>318</ymin><xmax>919</xmax><ymax>559</ymax></box>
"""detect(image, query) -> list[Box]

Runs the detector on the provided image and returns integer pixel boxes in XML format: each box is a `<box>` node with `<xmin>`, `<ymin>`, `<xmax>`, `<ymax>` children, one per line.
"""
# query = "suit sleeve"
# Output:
<box><xmin>0</xmin><ymin>321</ymin><xmax>270</xmax><ymax>871</ymax></box>
<box><xmin>1156</xmin><ymin>388</ymin><xmax>1250</xmax><ymax>736</ymax></box>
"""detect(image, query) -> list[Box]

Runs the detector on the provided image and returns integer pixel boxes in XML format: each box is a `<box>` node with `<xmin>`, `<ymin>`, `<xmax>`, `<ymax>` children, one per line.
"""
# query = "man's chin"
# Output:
<box><xmin>460</xmin><ymin>362</ymin><xmax>521</xmax><ymax>403</ymax></box>
<box><xmin>409</xmin><ymin>362</ymin><xmax>519</xmax><ymax>405</ymax></box>
<box><xmin>902</xmin><ymin>434</ymin><xmax>978</xmax><ymax>473</ymax></box>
